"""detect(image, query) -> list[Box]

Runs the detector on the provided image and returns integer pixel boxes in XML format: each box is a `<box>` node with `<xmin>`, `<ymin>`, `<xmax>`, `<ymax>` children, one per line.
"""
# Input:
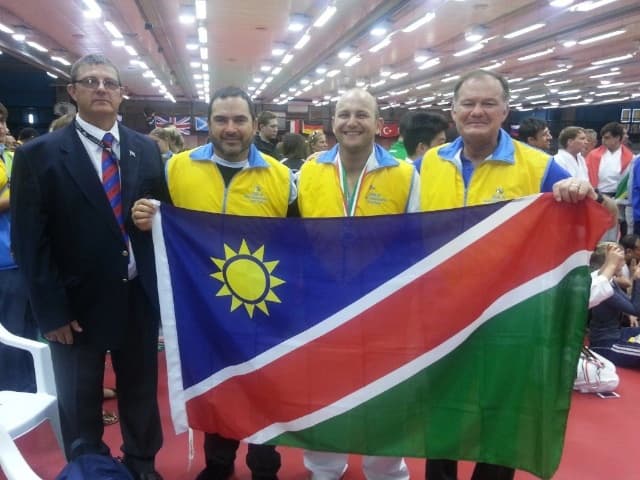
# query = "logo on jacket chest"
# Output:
<box><xmin>364</xmin><ymin>184</ymin><xmax>388</xmax><ymax>206</ymax></box>
<box><xmin>244</xmin><ymin>184</ymin><xmax>268</xmax><ymax>205</ymax></box>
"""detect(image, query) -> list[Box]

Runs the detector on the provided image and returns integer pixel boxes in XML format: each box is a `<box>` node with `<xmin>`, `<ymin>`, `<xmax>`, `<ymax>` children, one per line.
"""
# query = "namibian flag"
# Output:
<box><xmin>152</xmin><ymin>194</ymin><xmax>610</xmax><ymax>479</ymax></box>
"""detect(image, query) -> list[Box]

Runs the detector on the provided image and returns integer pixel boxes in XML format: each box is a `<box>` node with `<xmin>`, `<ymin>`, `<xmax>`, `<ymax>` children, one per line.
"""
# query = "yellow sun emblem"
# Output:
<box><xmin>210</xmin><ymin>239</ymin><xmax>285</xmax><ymax>318</ymax></box>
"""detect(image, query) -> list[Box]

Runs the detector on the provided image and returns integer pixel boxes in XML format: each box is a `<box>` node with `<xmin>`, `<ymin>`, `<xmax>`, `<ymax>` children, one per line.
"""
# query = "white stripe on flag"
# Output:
<box><xmin>183</xmin><ymin>194</ymin><xmax>542</xmax><ymax>402</ymax></box>
<box><xmin>153</xmin><ymin>206</ymin><xmax>189</xmax><ymax>433</ymax></box>
<box><xmin>244</xmin><ymin>250</ymin><xmax>590</xmax><ymax>443</ymax></box>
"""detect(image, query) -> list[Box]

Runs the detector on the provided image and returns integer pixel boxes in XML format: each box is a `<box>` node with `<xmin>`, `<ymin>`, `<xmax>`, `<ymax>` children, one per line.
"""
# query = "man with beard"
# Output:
<box><xmin>132</xmin><ymin>86</ymin><xmax>297</xmax><ymax>480</ymax></box>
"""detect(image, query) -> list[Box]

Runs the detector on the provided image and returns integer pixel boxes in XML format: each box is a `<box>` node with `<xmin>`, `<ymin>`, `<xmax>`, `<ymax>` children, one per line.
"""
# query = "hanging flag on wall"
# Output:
<box><xmin>194</xmin><ymin>116</ymin><xmax>209</xmax><ymax>133</ymax></box>
<box><xmin>155</xmin><ymin>115</ymin><xmax>192</xmax><ymax>135</ymax></box>
<box><xmin>152</xmin><ymin>195</ymin><xmax>609</xmax><ymax>479</ymax></box>
<box><xmin>302</xmin><ymin>122</ymin><xmax>324</xmax><ymax>135</ymax></box>
<box><xmin>379</xmin><ymin>123</ymin><xmax>399</xmax><ymax>138</ymax></box>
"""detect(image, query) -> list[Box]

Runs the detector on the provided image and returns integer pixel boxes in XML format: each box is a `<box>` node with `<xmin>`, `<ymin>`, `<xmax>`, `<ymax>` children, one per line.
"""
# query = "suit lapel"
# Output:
<box><xmin>60</xmin><ymin>123</ymin><xmax>122</xmax><ymax>240</ymax></box>
<box><xmin>118</xmin><ymin>126</ymin><xmax>140</xmax><ymax>222</ymax></box>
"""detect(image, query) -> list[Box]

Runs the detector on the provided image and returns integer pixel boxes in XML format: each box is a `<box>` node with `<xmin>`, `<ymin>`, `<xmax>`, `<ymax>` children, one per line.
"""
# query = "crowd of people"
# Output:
<box><xmin>0</xmin><ymin>51</ymin><xmax>636</xmax><ymax>480</ymax></box>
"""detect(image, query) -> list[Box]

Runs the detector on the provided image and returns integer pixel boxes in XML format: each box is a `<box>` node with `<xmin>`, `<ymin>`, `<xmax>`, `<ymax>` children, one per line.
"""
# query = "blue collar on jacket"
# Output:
<box><xmin>189</xmin><ymin>142</ymin><xmax>269</xmax><ymax>168</ymax></box>
<box><xmin>317</xmin><ymin>143</ymin><xmax>400</xmax><ymax>170</ymax></box>
<box><xmin>437</xmin><ymin>128</ymin><xmax>516</xmax><ymax>165</ymax></box>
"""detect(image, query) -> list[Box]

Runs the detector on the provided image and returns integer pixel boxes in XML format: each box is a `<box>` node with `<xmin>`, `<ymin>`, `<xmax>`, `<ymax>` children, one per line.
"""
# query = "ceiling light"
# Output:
<box><xmin>481</xmin><ymin>60</ymin><xmax>505</xmax><ymax>70</ymax></box>
<box><xmin>327</xmin><ymin>69</ymin><xmax>341</xmax><ymax>77</ymax></box>
<box><xmin>390</xmin><ymin>72</ymin><xmax>408</xmax><ymax>80</ymax></box>
<box><xmin>338</xmin><ymin>47</ymin><xmax>355</xmax><ymax>60</ymax></box>
<box><xmin>539</xmin><ymin>67</ymin><xmax>570</xmax><ymax>76</ymax></box>
<box><xmin>314</xmin><ymin>78</ymin><xmax>325</xmax><ymax>85</ymax></box>
<box><xmin>46</xmin><ymin>72</ymin><xmax>58</xmax><ymax>79</ymax></box>
<box><xmin>402</xmin><ymin>12</ymin><xmax>435</xmax><ymax>33</ymax></box>
<box><xmin>578</xmin><ymin>29</ymin><xmax>625</xmax><ymax>45</ymax></box>
<box><xmin>82</xmin><ymin>0</ymin><xmax>101</xmax><ymax>18</ymax></box>
<box><xmin>589</xmin><ymin>71</ymin><xmax>620</xmax><ymax>78</ymax></box>
<box><xmin>369</xmin><ymin>37</ymin><xmax>391</xmax><ymax>53</ymax></box>
<box><xmin>454</xmin><ymin>43</ymin><xmax>484</xmax><ymax>56</ymax></box>
<box><xmin>0</xmin><ymin>23</ymin><xmax>14</xmax><ymax>34</ymax></box>
<box><xmin>380</xmin><ymin>67</ymin><xmax>392</xmax><ymax>77</ymax></box>
<box><xmin>112</xmin><ymin>39</ymin><xmax>125</xmax><ymax>47</ymax></box>
<box><xmin>200</xmin><ymin>47</ymin><xmax>208</xmax><ymax>60</ymax></box>
<box><xmin>526</xmin><ymin>94</ymin><xmax>546</xmax><ymax>99</ymax></box>
<box><xmin>560</xmin><ymin>95</ymin><xmax>582</xmax><ymax>101</ymax></box>
<box><xmin>570</xmin><ymin>0</ymin><xmax>618</xmax><ymax>12</ymax></box>
<box><xmin>545</xmin><ymin>79</ymin><xmax>571</xmax><ymax>86</ymax></box>
<box><xmin>550</xmin><ymin>0</ymin><xmax>574</xmax><ymax>6</ymax></box>
<box><xmin>11</xmin><ymin>28</ymin><xmax>26</xmax><ymax>42</ymax></box>
<box><xmin>594</xmin><ymin>91</ymin><xmax>620</xmax><ymax>96</ymax></box>
<box><xmin>557</xmin><ymin>89</ymin><xmax>581</xmax><ymax>94</ymax></box>
<box><xmin>195</xmin><ymin>0</ymin><xmax>207</xmax><ymax>20</ymax></box>
<box><xmin>179</xmin><ymin>4</ymin><xmax>196</xmax><ymax>24</ymax></box>
<box><xmin>272</xmin><ymin>43</ymin><xmax>288</xmax><ymax>56</ymax></box>
<box><xmin>597</xmin><ymin>82</ymin><xmax>625</xmax><ymax>88</ymax></box>
<box><xmin>413</xmin><ymin>49</ymin><xmax>432</xmax><ymax>63</ymax></box>
<box><xmin>186</xmin><ymin>36</ymin><xmax>199</xmax><ymax>50</ymax></box>
<box><xmin>281</xmin><ymin>53</ymin><xmax>293</xmax><ymax>64</ymax></box>
<box><xmin>370</xmin><ymin>21</ymin><xmax>392</xmax><ymax>37</ymax></box>
<box><xmin>504</xmin><ymin>23</ymin><xmax>546</xmax><ymax>39</ymax></box>
<box><xmin>124</xmin><ymin>45</ymin><xmax>138</xmax><ymax>56</ymax></box>
<box><xmin>390</xmin><ymin>88</ymin><xmax>409</xmax><ymax>95</ymax></box>
<box><xmin>562</xmin><ymin>39</ymin><xmax>577</xmax><ymax>47</ymax></box>
<box><xmin>288</xmin><ymin>13</ymin><xmax>309</xmax><ymax>32</ymax></box>
<box><xmin>190</xmin><ymin>60</ymin><xmax>201</xmax><ymax>68</ymax></box>
<box><xmin>370</xmin><ymin>79</ymin><xmax>386</xmax><ymax>88</ymax></box>
<box><xmin>591</xmin><ymin>53</ymin><xmax>633</xmax><ymax>65</ymax></box>
<box><xmin>419</xmin><ymin>57</ymin><xmax>440</xmax><ymax>70</ymax></box>
<box><xmin>442</xmin><ymin>75</ymin><xmax>460</xmax><ymax>83</ymax></box>
<box><xmin>198</xmin><ymin>26</ymin><xmax>207</xmax><ymax>44</ymax></box>
<box><xmin>26</xmin><ymin>41</ymin><xmax>48</xmax><ymax>52</ymax></box>
<box><xmin>315</xmin><ymin>65</ymin><xmax>328</xmax><ymax>74</ymax></box>
<box><xmin>295</xmin><ymin>33</ymin><xmax>311</xmax><ymax>50</ymax></box>
<box><xmin>51</xmin><ymin>55</ymin><xmax>71</xmax><ymax>66</ymax></box>
<box><xmin>518</xmin><ymin>48</ymin><xmax>555</xmax><ymax>61</ymax></box>
<box><xmin>314</xmin><ymin>5</ymin><xmax>337</xmax><ymax>28</ymax></box>
<box><xmin>507</xmin><ymin>77</ymin><xmax>523</xmax><ymax>83</ymax></box>
<box><xmin>416</xmin><ymin>83</ymin><xmax>431</xmax><ymax>90</ymax></box>
<box><xmin>344</xmin><ymin>55</ymin><xmax>361</xmax><ymax>67</ymax></box>
<box><xmin>465</xmin><ymin>25</ymin><xmax>487</xmax><ymax>43</ymax></box>
<box><xmin>202</xmin><ymin>64</ymin><xmax>209</xmax><ymax>72</ymax></box>
<box><xmin>530</xmin><ymin>100</ymin><xmax>549</xmax><ymax>105</ymax></box>
<box><xmin>142</xmin><ymin>70</ymin><xmax>155</xmax><ymax>78</ymax></box>
<box><xmin>510</xmin><ymin>87</ymin><xmax>530</xmax><ymax>92</ymax></box>
<box><xmin>104</xmin><ymin>21</ymin><xmax>123</xmax><ymax>39</ymax></box>
<box><xmin>272</xmin><ymin>66</ymin><xmax>282</xmax><ymax>75</ymax></box>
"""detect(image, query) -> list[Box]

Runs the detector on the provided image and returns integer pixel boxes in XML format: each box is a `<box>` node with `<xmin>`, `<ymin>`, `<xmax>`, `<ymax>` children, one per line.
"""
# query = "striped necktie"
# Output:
<box><xmin>101</xmin><ymin>133</ymin><xmax>127</xmax><ymax>244</ymax></box>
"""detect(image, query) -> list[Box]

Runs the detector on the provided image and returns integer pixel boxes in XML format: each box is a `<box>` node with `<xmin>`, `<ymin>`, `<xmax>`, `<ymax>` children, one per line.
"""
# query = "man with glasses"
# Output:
<box><xmin>10</xmin><ymin>53</ymin><xmax>168</xmax><ymax>480</ymax></box>
<box><xmin>417</xmin><ymin>69</ymin><xmax>615</xmax><ymax>480</ymax></box>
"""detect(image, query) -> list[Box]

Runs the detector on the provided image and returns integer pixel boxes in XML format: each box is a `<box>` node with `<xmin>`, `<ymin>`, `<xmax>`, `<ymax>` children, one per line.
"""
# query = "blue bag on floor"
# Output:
<box><xmin>55</xmin><ymin>454</ymin><xmax>134</xmax><ymax>480</ymax></box>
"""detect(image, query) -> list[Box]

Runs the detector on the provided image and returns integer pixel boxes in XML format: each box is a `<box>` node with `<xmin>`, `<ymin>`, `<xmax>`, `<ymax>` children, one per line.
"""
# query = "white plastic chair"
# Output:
<box><xmin>0</xmin><ymin>322</ymin><xmax>63</xmax><ymax>479</ymax></box>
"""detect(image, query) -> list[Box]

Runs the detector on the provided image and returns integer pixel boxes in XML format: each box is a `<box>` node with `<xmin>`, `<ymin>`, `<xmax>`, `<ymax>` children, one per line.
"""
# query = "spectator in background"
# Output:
<box><xmin>49</xmin><ymin>113</ymin><xmax>76</xmax><ymax>132</ymax></box>
<box><xmin>4</xmin><ymin>134</ymin><xmax>16</xmax><ymax>151</ymax></box>
<box><xmin>254</xmin><ymin>110</ymin><xmax>281</xmax><ymax>159</ymax></box>
<box><xmin>553</xmin><ymin>126</ymin><xmax>589</xmax><ymax>179</ymax></box>
<box><xmin>402</xmin><ymin>111</ymin><xmax>449</xmax><ymax>163</ymax></box>
<box><xmin>307</xmin><ymin>130</ymin><xmax>329</xmax><ymax>153</ymax></box>
<box><xmin>149</xmin><ymin>126</ymin><xmax>185</xmax><ymax>162</ymax></box>
<box><xmin>519</xmin><ymin>117</ymin><xmax>552</xmax><ymax>152</ymax></box>
<box><xmin>17</xmin><ymin>127</ymin><xmax>39</xmax><ymax>145</ymax></box>
<box><xmin>143</xmin><ymin>106</ymin><xmax>157</xmax><ymax>133</ymax></box>
<box><xmin>583</xmin><ymin>128</ymin><xmax>598</xmax><ymax>157</ymax></box>
<box><xmin>280</xmin><ymin>132</ymin><xmax>308</xmax><ymax>173</ymax></box>
<box><xmin>586</xmin><ymin>122</ymin><xmax>633</xmax><ymax>241</ymax></box>
<box><xmin>0</xmin><ymin>101</ymin><xmax>37</xmax><ymax>394</ymax></box>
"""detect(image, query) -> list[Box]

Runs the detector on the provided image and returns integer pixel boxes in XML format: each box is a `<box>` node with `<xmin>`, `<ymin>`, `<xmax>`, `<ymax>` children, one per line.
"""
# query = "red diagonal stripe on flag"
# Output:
<box><xmin>185</xmin><ymin>197</ymin><xmax>607</xmax><ymax>439</ymax></box>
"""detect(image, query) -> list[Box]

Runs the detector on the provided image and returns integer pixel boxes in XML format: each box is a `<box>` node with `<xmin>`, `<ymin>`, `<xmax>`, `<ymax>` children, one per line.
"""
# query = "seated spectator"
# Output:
<box><xmin>589</xmin><ymin>243</ymin><xmax>640</xmax><ymax>367</ymax></box>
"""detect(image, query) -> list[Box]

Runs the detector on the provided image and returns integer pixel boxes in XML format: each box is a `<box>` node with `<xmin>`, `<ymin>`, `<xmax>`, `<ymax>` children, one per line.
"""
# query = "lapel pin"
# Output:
<box><xmin>129</xmin><ymin>150</ymin><xmax>136</xmax><ymax>157</ymax></box>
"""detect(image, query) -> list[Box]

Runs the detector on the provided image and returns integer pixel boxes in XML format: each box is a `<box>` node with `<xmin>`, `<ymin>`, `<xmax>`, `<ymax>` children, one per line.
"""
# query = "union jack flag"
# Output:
<box><xmin>155</xmin><ymin>115</ymin><xmax>191</xmax><ymax>135</ymax></box>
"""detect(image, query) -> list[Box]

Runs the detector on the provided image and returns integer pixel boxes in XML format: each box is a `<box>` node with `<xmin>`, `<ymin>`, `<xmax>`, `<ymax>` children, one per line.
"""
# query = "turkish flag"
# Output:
<box><xmin>379</xmin><ymin>123</ymin><xmax>399</xmax><ymax>138</ymax></box>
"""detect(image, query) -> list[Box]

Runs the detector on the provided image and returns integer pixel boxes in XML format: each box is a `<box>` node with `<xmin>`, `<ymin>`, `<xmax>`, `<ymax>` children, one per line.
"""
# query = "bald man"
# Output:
<box><xmin>297</xmin><ymin>89</ymin><xmax>418</xmax><ymax>480</ymax></box>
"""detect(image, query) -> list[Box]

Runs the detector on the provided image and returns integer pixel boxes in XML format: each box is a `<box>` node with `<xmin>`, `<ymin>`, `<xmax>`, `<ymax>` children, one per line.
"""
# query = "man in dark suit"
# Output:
<box><xmin>10</xmin><ymin>53</ymin><xmax>168</xmax><ymax>480</ymax></box>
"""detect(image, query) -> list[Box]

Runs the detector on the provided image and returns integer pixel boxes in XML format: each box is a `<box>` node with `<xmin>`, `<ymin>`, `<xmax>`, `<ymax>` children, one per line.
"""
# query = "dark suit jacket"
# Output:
<box><xmin>10</xmin><ymin>122</ymin><xmax>170</xmax><ymax>348</ymax></box>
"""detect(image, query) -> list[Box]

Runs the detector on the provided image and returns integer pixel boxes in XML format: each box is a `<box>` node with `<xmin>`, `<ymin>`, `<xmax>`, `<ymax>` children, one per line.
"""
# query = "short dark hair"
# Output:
<box><xmin>519</xmin><ymin>117</ymin><xmax>548</xmax><ymax>143</ymax></box>
<box><xmin>402</xmin><ymin>112</ymin><xmax>449</xmax><ymax>157</ymax></box>
<box><xmin>0</xmin><ymin>102</ymin><xmax>7</xmax><ymax>121</ymax></box>
<box><xmin>558</xmin><ymin>126</ymin><xmax>584</xmax><ymax>149</ymax></box>
<box><xmin>600</xmin><ymin>122</ymin><xmax>624</xmax><ymax>139</ymax></box>
<box><xmin>282</xmin><ymin>133</ymin><xmax>308</xmax><ymax>159</ymax></box>
<box><xmin>453</xmin><ymin>69</ymin><xmax>510</xmax><ymax>103</ymax></box>
<box><xmin>619</xmin><ymin>234</ymin><xmax>639</xmax><ymax>251</ymax></box>
<box><xmin>257</xmin><ymin>110</ymin><xmax>277</xmax><ymax>129</ymax></box>
<box><xmin>70</xmin><ymin>53</ymin><xmax>121</xmax><ymax>84</ymax></box>
<box><xmin>17</xmin><ymin>127</ymin><xmax>38</xmax><ymax>142</ymax></box>
<box><xmin>208</xmin><ymin>86</ymin><xmax>256</xmax><ymax>121</ymax></box>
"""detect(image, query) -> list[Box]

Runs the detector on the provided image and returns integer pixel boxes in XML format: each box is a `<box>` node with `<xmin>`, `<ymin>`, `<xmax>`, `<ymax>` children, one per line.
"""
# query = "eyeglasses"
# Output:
<box><xmin>73</xmin><ymin>77</ymin><xmax>121</xmax><ymax>91</ymax></box>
